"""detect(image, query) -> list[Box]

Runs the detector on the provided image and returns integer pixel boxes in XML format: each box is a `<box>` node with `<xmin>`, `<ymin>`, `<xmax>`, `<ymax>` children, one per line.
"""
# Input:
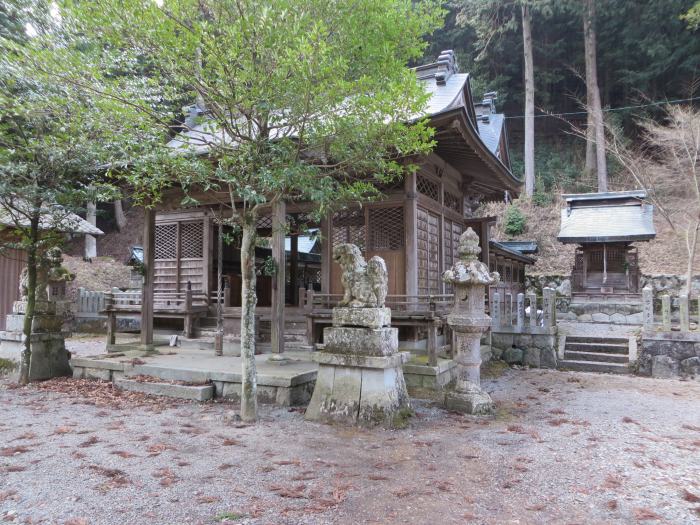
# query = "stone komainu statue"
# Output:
<box><xmin>333</xmin><ymin>243</ymin><xmax>388</xmax><ymax>308</ymax></box>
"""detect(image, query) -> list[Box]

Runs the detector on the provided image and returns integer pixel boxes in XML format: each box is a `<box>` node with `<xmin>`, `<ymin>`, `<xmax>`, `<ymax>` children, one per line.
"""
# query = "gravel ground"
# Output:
<box><xmin>1</xmin><ymin>368</ymin><xmax>699</xmax><ymax>525</ymax></box>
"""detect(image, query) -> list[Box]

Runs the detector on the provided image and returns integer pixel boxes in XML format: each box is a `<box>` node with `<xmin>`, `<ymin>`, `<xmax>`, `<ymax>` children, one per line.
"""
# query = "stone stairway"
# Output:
<box><xmin>558</xmin><ymin>336</ymin><xmax>631</xmax><ymax>374</ymax></box>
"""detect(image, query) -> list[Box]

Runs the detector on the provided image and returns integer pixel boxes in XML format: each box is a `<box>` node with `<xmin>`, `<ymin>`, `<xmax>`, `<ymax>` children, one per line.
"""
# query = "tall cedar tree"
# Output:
<box><xmin>53</xmin><ymin>0</ymin><xmax>443</xmax><ymax>422</ymax></box>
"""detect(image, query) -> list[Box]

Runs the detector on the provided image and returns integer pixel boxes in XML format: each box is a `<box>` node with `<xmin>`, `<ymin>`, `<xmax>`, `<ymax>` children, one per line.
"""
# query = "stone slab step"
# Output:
<box><xmin>564</xmin><ymin>342</ymin><xmax>629</xmax><ymax>355</ymax></box>
<box><xmin>558</xmin><ymin>359</ymin><xmax>630</xmax><ymax>374</ymax></box>
<box><xmin>564</xmin><ymin>350</ymin><xmax>629</xmax><ymax>364</ymax></box>
<box><xmin>565</xmin><ymin>336</ymin><xmax>629</xmax><ymax>345</ymax></box>
<box><xmin>114</xmin><ymin>377</ymin><xmax>214</xmax><ymax>401</ymax></box>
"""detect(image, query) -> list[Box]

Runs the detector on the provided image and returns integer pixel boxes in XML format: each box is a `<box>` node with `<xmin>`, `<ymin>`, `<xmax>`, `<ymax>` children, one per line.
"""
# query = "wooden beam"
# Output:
<box><xmin>141</xmin><ymin>207</ymin><xmax>155</xmax><ymax>348</ymax></box>
<box><xmin>320</xmin><ymin>214</ymin><xmax>331</xmax><ymax>293</ymax></box>
<box><xmin>404</xmin><ymin>172</ymin><xmax>418</xmax><ymax>297</ymax></box>
<box><xmin>271</xmin><ymin>201</ymin><xmax>286</xmax><ymax>354</ymax></box>
<box><xmin>290</xmin><ymin>234</ymin><xmax>298</xmax><ymax>306</ymax></box>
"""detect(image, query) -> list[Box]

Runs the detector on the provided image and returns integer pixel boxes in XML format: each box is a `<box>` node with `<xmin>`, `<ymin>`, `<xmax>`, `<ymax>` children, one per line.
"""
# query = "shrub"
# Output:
<box><xmin>503</xmin><ymin>206</ymin><xmax>526</xmax><ymax>236</ymax></box>
<box><xmin>532</xmin><ymin>192</ymin><xmax>552</xmax><ymax>207</ymax></box>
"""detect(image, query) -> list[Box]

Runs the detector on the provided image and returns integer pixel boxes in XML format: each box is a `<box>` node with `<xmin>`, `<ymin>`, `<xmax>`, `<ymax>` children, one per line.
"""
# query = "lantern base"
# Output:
<box><xmin>444</xmin><ymin>383</ymin><xmax>494</xmax><ymax>415</ymax></box>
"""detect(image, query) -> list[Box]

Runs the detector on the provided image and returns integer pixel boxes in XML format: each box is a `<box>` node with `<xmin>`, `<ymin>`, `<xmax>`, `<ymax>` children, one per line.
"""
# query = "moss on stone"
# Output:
<box><xmin>481</xmin><ymin>359</ymin><xmax>509</xmax><ymax>379</ymax></box>
<box><xmin>391</xmin><ymin>407</ymin><xmax>415</xmax><ymax>429</ymax></box>
<box><xmin>0</xmin><ymin>358</ymin><xmax>17</xmax><ymax>374</ymax></box>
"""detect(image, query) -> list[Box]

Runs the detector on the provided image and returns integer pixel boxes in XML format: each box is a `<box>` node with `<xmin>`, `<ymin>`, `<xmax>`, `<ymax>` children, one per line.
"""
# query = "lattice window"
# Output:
<box><xmin>256</xmin><ymin>215</ymin><xmax>272</xmax><ymax>230</ymax></box>
<box><xmin>332</xmin><ymin>209</ymin><xmax>366</xmax><ymax>251</ymax></box>
<box><xmin>154</xmin><ymin>224</ymin><xmax>177</xmax><ymax>260</ymax></box>
<box><xmin>444</xmin><ymin>191</ymin><xmax>461</xmax><ymax>213</ymax></box>
<box><xmin>368</xmin><ymin>207</ymin><xmax>404</xmax><ymax>250</ymax></box>
<box><xmin>180</xmin><ymin>221</ymin><xmax>204</xmax><ymax>259</ymax></box>
<box><xmin>416</xmin><ymin>174</ymin><xmax>440</xmax><ymax>202</ymax></box>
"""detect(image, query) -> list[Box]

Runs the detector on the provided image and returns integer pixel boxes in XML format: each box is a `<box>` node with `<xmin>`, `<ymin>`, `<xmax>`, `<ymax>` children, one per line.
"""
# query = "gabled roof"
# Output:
<box><xmin>167</xmin><ymin>50</ymin><xmax>521</xmax><ymax>200</ymax></box>
<box><xmin>490</xmin><ymin>240</ymin><xmax>535</xmax><ymax>264</ymax></box>
<box><xmin>0</xmin><ymin>199</ymin><xmax>103</xmax><ymax>236</ymax></box>
<box><xmin>558</xmin><ymin>190</ymin><xmax>656</xmax><ymax>244</ymax></box>
<box><xmin>494</xmin><ymin>240</ymin><xmax>538</xmax><ymax>255</ymax></box>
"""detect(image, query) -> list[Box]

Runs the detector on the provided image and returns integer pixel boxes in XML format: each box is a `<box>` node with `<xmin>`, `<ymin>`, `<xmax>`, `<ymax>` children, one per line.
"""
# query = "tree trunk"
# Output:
<box><xmin>18</xmin><ymin>216</ymin><xmax>40</xmax><ymax>385</ymax></box>
<box><xmin>685</xmin><ymin>223</ymin><xmax>699</xmax><ymax>296</ymax></box>
<box><xmin>85</xmin><ymin>200</ymin><xmax>97</xmax><ymax>259</ymax></box>
<box><xmin>583</xmin><ymin>0</ymin><xmax>608</xmax><ymax>191</ymax></box>
<box><xmin>522</xmin><ymin>4</ymin><xmax>535</xmax><ymax>197</ymax></box>
<box><xmin>239</xmin><ymin>217</ymin><xmax>258</xmax><ymax>422</ymax></box>
<box><xmin>114</xmin><ymin>199</ymin><xmax>127</xmax><ymax>232</ymax></box>
<box><xmin>585</xmin><ymin>108</ymin><xmax>596</xmax><ymax>179</ymax></box>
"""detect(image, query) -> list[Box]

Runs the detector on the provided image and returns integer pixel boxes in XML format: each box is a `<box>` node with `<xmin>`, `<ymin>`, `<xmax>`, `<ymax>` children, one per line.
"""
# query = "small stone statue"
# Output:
<box><xmin>333</xmin><ymin>243</ymin><xmax>388</xmax><ymax>308</ymax></box>
<box><xmin>18</xmin><ymin>247</ymin><xmax>74</xmax><ymax>304</ymax></box>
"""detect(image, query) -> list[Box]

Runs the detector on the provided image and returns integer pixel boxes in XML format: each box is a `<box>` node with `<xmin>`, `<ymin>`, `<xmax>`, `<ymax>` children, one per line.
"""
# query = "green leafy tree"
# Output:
<box><xmin>0</xmin><ymin>8</ymin><xmax>162</xmax><ymax>384</ymax></box>
<box><xmin>56</xmin><ymin>0</ymin><xmax>442</xmax><ymax>422</ymax></box>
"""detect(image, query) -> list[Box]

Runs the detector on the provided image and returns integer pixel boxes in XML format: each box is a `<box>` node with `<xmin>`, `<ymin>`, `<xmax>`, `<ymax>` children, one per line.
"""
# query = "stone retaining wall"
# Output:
<box><xmin>490</xmin><ymin>330</ymin><xmax>558</xmax><ymax>369</ymax></box>
<box><xmin>640</xmin><ymin>332</ymin><xmax>700</xmax><ymax>379</ymax></box>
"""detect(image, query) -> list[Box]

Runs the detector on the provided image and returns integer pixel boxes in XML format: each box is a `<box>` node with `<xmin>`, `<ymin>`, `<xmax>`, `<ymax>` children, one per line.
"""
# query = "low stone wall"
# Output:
<box><xmin>640</xmin><ymin>332</ymin><xmax>700</xmax><ymax>379</ymax></box>
<box><xmin>490</xmin><ymin>328</ymin><xmax>558</xmax><ymax>369</ymax></box>
<box><xmin>557</xmin><ymin>302</ymin><xmax>643</xmax><ymax>325</ymax></box>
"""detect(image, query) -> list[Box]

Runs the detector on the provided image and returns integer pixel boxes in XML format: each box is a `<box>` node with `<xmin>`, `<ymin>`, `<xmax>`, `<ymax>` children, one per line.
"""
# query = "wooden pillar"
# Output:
<box><xmin>320</xmin><ymin>215</ymin><xmax>331</xmax><ymax>293</ymax></box>
<box><xmin>290</xmin><ymin>234</ymin><xmax>298</xmax><ymax>306</ymax></box>
<box><xmin>202</xmin><ymin>215</ymin><xmax>212</xmax><ymax>296</ymax></box>
<box><xmin>140</xmin><ymin>207</ymin><xmax>155</xmax><ymax>348</ymax></box>
<box><xmin>404</xmin><ymin>172</ymin><xmax>418</xmax><ymax>298</ymax></box>
<box><xmin>271</xmin><ymin>201</ymin><xmax>286</xmax><ymax>354</ymax></box>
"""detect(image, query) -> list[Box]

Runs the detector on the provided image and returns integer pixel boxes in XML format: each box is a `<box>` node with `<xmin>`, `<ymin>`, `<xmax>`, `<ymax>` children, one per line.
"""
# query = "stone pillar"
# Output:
<box><xmin>492</xmin><ymin>292</ymin><xmax>501</xmax><ymax>329</ymax></box>
<box><xmin>527</xmin><ymin>292</ymin><xmax>537</xmax><ymax>328</ymax></box>
<box><xmin>680</xmin><ymin>294</ymin><xmax>689</xmax><ymax>332</ymax></box>
<box><xmin>661</xmin><ymin>295</ymin><xmax>671</xmax><ymax>332</ymax></box>
<box><xmin>642</xmin><ymin>285</ymin><xmax>654</xmax><ymax>331</ymax></box>
<box><xmin>516</xmin><ymin>293</ymin><xmax>525</xmax><ymax>332</ymax></box>
<box><xmin>442</xmin><ymin>228</ymin><xmax>497</xmax><ymax>415</ymax></box>
<box><xmin>542</xmin><ymin>287</ymin><xmax>555</xmax><ymax>328</ymax></box>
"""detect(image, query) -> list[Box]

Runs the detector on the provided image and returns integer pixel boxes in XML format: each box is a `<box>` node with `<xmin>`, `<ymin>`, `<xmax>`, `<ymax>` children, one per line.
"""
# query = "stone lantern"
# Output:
<box><xmin>442</xmin><ymin>228</ymin><xmax>498</xmax><ymax>415</ymax></box>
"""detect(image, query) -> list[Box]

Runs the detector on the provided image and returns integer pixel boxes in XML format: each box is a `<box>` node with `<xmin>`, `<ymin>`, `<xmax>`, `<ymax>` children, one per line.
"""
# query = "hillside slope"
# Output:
<box><xmin>482</xmin><ymin>199</ymin><xmax>696</xmax><ymax>276</ymax></box>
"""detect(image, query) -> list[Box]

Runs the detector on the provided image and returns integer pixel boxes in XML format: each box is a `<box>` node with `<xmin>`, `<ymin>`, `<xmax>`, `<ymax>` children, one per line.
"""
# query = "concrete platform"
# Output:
<box><xmin>71</xmin><ymin>348</ymin><xmax>318</xmax><ymax>406</ymax></box>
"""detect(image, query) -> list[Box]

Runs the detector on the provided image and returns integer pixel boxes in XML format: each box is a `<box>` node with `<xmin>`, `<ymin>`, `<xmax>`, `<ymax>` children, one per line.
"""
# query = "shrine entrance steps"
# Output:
<box><xmin>558</xmin><ymin>336</ymin><xmax>631</xmax><ymax>374</ymax></box>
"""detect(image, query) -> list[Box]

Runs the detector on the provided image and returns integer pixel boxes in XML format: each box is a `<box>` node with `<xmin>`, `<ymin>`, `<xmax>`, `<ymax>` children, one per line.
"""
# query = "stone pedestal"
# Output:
<box><xmin>0</xmin><ymin>301</ymin><xmax>71</xmax><ymax>381</ymax></box>
<box><xmin>306</xmin><ymin>307</ymin><xmax>410</xmax><ymax>427</ymax></box>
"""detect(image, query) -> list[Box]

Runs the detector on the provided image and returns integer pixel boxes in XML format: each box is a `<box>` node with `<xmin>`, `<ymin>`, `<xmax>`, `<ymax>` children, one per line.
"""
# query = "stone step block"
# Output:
<box><xmin>565</xmin><ymin>336</ymin><xmax>629</xmax><ymax>345</ymax></box>
<box><xmin>564</xmin><ymin>342</ymin><xmax>629</xmax><ymax>355</ymax></box>
<box><xmin>564</xmin><ymin>350</ymin><xmax>629</xmax><ymax>364</ymax></box>
<box><xmin>114</xmin><ymin>378</ymin><xmax>214</xmax><ymax>401</ymax></box>
<box><xmin>558</xmin><ymin>359</ymin><xmax>630</xmax><ymax>375</ymax></box>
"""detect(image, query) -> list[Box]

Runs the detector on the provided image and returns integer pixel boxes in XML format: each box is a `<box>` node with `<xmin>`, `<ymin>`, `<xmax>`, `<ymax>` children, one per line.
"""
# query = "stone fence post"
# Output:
<box><xmin>527</xmin><ymin>293</ymin><xmax>537</xmax><ymax>328</ymax></box>
<box><xmin>492</xmin><ymin>292</ymin><xmax>501</xmax><ymax>329</ymax></box>
<box><xmin>661</xmin><ymin>295</ymin><xmax>671</xmax><ymax>332</ymax></box>
<box><xmin>642</xmin><ymin>286</ymin><xmax>653</xmax><ymax>331</ymax></box>
<box><xmin>543</xmin><ymin>287</ymin><xmax>556</xmax><ymax>328</ymax></box>
<box><xmin>516</xmin><ymin>293</ymin><xmax>525</xmax><ymax>332</ymax></box>
<box><xmin>680</xmin><ymin>294</ymin><xmax>690</xmax><ymax>332</ymax></box>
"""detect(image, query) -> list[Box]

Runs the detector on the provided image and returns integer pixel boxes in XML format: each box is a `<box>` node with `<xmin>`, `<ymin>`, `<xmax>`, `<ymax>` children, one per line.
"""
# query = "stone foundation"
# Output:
<box><xmin>402</xmin><ymin>359</ymin><xmax>457</xmax><ymax>394</ymax></box>
<box><xmin>490</xmin><ymin>328</ymin><xmax>558</xmax><ymax>368</ymax></box>
<box><xmin>556</xmin><ymin>302</ymin><xmax>644</xmax><ymax>325</ymax></box>
<box><xmin>0</xmin><ymin>330</ymin><xmax>71</xmax><ymax>381</ymax></box>
<box><xmin>640</xmin><ymin>332</ymin><xmax>700</xmax><ymax>380</ymax></box>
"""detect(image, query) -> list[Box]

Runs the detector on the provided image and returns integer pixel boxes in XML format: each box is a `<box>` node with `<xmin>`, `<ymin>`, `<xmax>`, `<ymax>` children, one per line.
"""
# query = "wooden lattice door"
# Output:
<box><xmin>417</xmin><ymin>207</ymin><xmax>440</xmax><ymax>295</ymax></box>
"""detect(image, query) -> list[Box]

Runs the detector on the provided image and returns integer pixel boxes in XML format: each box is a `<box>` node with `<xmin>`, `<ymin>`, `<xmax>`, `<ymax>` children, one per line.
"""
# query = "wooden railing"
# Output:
<box><xmin>105</xmin><ymin>290</ymin><xmax>209</xmax><ymax>313</ymax></box>
<box><xmin>307</xmin><ymin>292</ymin><xmax>453</xmax><ymax>313</ymax></box>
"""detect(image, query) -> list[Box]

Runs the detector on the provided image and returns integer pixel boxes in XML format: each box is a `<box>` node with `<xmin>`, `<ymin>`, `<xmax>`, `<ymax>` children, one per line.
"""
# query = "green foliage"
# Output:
<box><xmin>503</xmin><ymin>205</ymin><xmax>526</xmax><ymax>236</ymax></box>
<box><xmin>531</xmin><ymin>192</ymin><xmax>551</xmax><ymax>207</ymax></box>
<box><xmin>54</xmin><ymin>0</ymin><xmax>443</xmax><ymax>223</ymax></box>
<box><xmin>682</xmin><ymin>1</ymin><xmax>700</xmax><ymax>29</ymax></box>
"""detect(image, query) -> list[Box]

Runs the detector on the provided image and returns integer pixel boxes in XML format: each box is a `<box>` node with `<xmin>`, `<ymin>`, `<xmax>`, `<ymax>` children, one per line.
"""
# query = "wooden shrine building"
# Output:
<box><xmin>558</xmin><ymin>190</ymin><xmax>656</xmax><ymax>298</ymax></box>
<box><xmin>129</xmin><ymin>51</ymin><xmax>523</xmax><ymax>355</ymax></box>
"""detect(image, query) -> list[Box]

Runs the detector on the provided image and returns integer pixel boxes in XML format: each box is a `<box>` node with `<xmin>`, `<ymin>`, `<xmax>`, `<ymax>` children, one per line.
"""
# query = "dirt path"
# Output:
<box><xmin>1</xmin><ymin>370</ymin><xmax>698</xmax><ymax>525</ymax></box>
